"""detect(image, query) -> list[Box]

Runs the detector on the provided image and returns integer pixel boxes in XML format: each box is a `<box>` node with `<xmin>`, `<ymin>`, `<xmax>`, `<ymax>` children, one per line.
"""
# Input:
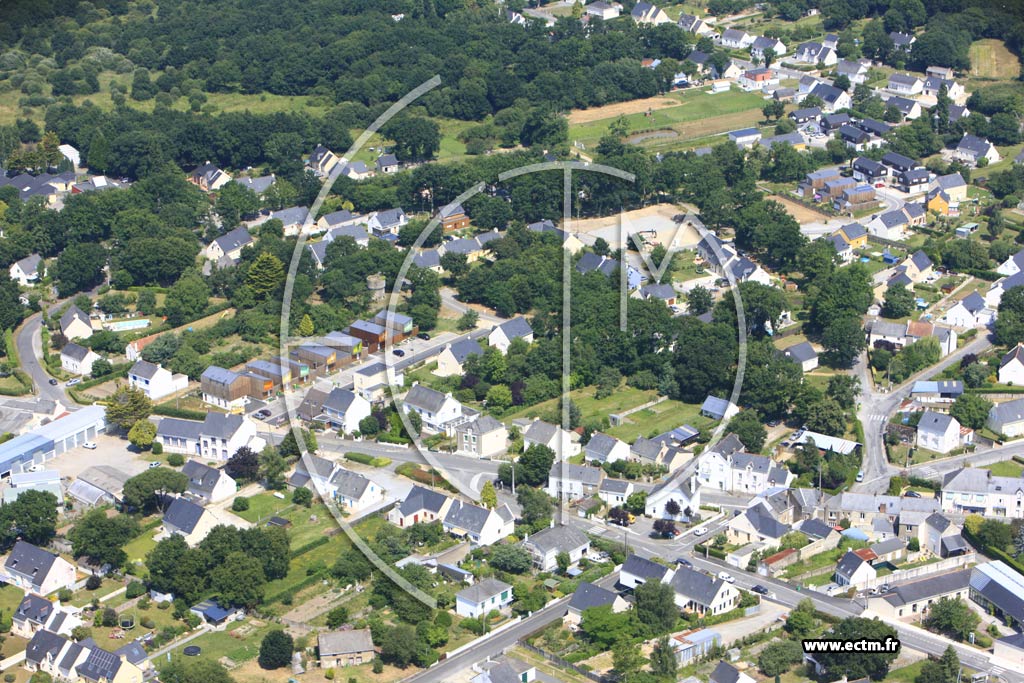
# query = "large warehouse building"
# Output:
<box><xmin>0</xmin><ymin>406</ymin><xmax>107</xmax><ymax>478</ymax></box>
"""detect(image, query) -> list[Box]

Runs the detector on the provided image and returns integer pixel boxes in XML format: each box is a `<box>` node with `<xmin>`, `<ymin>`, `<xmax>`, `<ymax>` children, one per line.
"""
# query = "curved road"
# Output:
<box><xmin>14</xmin><ymin>312</ymin><xmax>73</xmax><ymax>407</ymax></box>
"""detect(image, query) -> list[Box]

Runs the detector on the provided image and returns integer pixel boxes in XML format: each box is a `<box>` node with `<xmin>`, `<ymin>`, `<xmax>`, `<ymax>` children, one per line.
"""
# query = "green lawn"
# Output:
<box><xmin>569</xmin><ymin>88</ymin><xmax>767</xmax><ymax>149</ymax></box>
<box><xmin>984</xmin><ymin>459</ymin><xmax>1024</xmax><ymax>477</ymax></box>
<box><xmin>886</xmin><ymin>661</ymin><xmax>929</xmax><ymax>683</ymax></box>
<box><xmin>123</xmin><ymin>527</ymin><xmax>160</xmax><ymax>565</ymax></box>
<box><xmin>0</xmin><ymin>584</ymin><xmax>27</xmax><ymax>617</ymax></box>
<box><xmin>166</xmin><ymin>616</ymin><xmax>279</xmax><ymax>665</ymax></box>
<box><xmin>233</xmin><ymin>491</ymin><xmax>294</xmax><ymax>526</ymax></box>
<box><xmin>503</xmin><ymin>384</ymin><xmax>716</xmax><ymax>442</ymax></box>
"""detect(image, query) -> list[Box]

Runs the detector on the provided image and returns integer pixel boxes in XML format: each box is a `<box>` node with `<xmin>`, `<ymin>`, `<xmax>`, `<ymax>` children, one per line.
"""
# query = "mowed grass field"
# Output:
<box><xmin>569</xmin><ymin>87</ymin><xmax>769</xmax><ymax>151</ymax></box>
<box><xmin>969</xmin><ymin>39</ymin><xmax>1022</xmax><ymax>80</ymax></box>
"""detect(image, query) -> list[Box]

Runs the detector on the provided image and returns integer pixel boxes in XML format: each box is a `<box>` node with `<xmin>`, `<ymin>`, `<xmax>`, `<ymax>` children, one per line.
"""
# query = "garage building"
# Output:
<box><xmin>0</xmin><ymin>406</ymin><xmax>106</xmax><ymax>478</ymax></box>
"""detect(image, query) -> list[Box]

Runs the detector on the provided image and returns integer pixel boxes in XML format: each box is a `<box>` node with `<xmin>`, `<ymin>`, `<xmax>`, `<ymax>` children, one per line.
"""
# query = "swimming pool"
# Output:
<box><xmin>106</xmin><ymin>319</ymin><xmax>151</xmax><ymax>332</ymax></box>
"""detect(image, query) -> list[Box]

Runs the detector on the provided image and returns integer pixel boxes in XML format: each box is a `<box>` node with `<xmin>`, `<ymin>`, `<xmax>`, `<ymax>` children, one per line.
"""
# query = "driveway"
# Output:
<box><xmin>14</xmin><ymin>313</ymin><xmax>72</xmax><ymax>407</ymax></box>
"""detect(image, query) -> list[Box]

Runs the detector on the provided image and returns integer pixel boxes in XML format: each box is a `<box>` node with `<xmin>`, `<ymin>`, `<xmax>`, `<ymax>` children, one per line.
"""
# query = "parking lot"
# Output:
<box><xmin>39</xmin><ymin>432</ymin><xmax>152</xmax><ymax>481</ymax></box>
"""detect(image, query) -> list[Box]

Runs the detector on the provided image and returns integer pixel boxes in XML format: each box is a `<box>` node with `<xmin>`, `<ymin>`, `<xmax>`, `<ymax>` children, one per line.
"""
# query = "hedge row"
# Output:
<box><xmin>694</xmin><ymin>544</ymin><xmax>727</xmax><ymax>560</ymax></box>
<box><xmin>265</xmin><ymin>571</ymin><xmax>324</xmax><ymax>605</ymax></box>
<box><xmin>290</xmin><ymin>536</ymin><xmax>331</xmax><ymax>560</ymax></box>
<box><xmin>152</xmin><ymin>404</ymin><xmax>208</xmax><ymax>421</ymax></box>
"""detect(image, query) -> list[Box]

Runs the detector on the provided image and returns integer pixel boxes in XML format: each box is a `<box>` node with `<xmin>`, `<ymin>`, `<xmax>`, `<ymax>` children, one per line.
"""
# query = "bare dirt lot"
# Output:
<box><xmin>767</xmin><ymin>194</ymin><xmax>830</xmax><ymax>224</ymax></box>
<box><xmin>568</xmin><ymin>95</ymin><xmax>680</xmax><ymax>125</ymax></box>
<box><xmin>570</xmin><ymin>203</ymin><xmax>702</xmax><ymax>248</ymax></box>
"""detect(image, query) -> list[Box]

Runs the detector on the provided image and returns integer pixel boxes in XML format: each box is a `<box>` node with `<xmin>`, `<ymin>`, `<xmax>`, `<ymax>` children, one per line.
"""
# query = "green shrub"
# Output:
<box><xmin>126</xmin><ymin>580</ymin><xmax>146</xmax><ymax>599</ymax></box>
<box><xmin>151</xmin><ymin>442</ymin><xmax>163</xmax><ymax>455</ymax></box>
<box><xmin>86</xmin><ymin>575</ymin><xmax>102</xmax><ymax>590</ymax></box>
<box><xmin>233</xmin><ymin>496</ymin><xmax>250</xmax><ymax>512</ymax></box>
<box><xmin>141</xmin><ymin>616</ymin><xmax>155</xmax><ymax>629</ymax></box>
<box><xmin>166</xmin><ymin>452</ymin><xmax>184</xmax><ymax>466</ymax></box>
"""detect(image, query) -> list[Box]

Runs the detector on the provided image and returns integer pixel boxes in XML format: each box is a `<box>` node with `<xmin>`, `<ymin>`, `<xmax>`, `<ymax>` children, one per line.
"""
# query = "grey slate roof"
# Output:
<box><xmin>446</xmin><ymin>338</ymin><xmax>484</xmax><ymax>364</ymax></box>
<box><xmin>26</xmin><ymin>629</ymin><xmax>68</xmax><ymax>666</ymax></box>
<box><xmin>671</xmin><ymin>565</ymin><xmax>726</xmax><ymax>607</ymax></box>
<box><xmin>271</xmin><ymin>205</ymin><xmax>310</xmax><ymax>226</ymax></box>
<box><xmin>14</xmin><ymin>253</ymin><xmax>42</xmax><ymax>276</ymax></box>
<box><xmin>958</xmin><ymin>134</ymin><xmax>993</xmax><ymax>156</ymax></box>
<box><xmin>5</xmin><ymin>541</ymin><xmax>60</xmax><ymax>585</ymax></box>
<box><xmin>397</xmin><ymin>485</ymin><xmax>449</xmax><ymax>516</ymax></box>
<box><xmin>60</xmin><ymin>305</ymin><xmax>90</xmax><ymax>332</ymax></box>
<box><xmin>835</xmin><ymin>549</ymin><xmax>868</xmax><ymax>578</ymax></box>
<box><xmin>550</xmin><ymin>462</ymin><xmax>603</xmax><ymax>486</ymax></box>
<box><xmin>798</xmin><ymin>518</ymin><xmax>835</xmax><ymax>540</ymax></box>
<box><xmin>870</xmin><ymin>537</ymin><xmax>906</xmax><ymax>556</ymax></box>
<box><xmin>457</xmin><ymin>577</ymin><xmax>511</xmax><ymax>604</ymax></box>
<box><xmin>16</xmin><ymin>593</ymin><xmax>53</xmax><ymax>624</ymax></box>
<box><xmin>711</xmin><ymin>661</ymin><xmax>743</xmax><ymax>683</ymax></box>
<box><xmin>157</xmin><ymin>417</ymin><xmax>203</xmax><ymax>441</ymax></box>
<box><xmin>987</xmin><ymin>398</ymin><xmax>1024</xmax><ymax>428</ymax></box>
<box><xmin>742</xmin><ymin>503</ymin><xmax>790</xmax><ymax>539</ymax></box>
<box><xmin>328</xmin><ymin>468</ymin><xmax>372</xmax><ymax>500</ymax></box>
<box><xmin>61</xmin><ymin>342</ymin><xmax>93</xmax><ymax>362</ymax></box>
<box><xmin>405</xmin><ymin>384</ymin><xmax>451</xmax><ymax>413</ymax></box>
<box><xmin>781</xmin><ymin>341</ymin><xmax>817</xmax><ymax>364</ymax></box>
<box><xmin>202</xmin><ymin>412</ymin><xmax>246</xmax><ymax>439</ymax></box>
<box><xmin>622</xmin><ymin>554</ymin><xmax>670</xmax><ymax>581</ymax></box>
<box><xmin>323</xmin><ymin>387</ymin><xmax>359</xmax><ymax>414</ymax></box>
<box><xmin>586</xmin><ymin>432</ymin><xmax>621</xmax><ymax>458</ymax></box>
<box><xmin>163</xmin><ymin>497</ymin><xmax>205</xmax><ymax>534</ymax></box>
<box><xmin>460</xmin><ymin>414</ymin><xmax>505</xmax><ymax>435</ymax></box>
<box><xmin>212</xmin><ymin>227</ymin><xmax>253</xmax><ymax>254</ymax></box>
<box><xmin>444</xmin><ymin>499</ymin><xmax>495</xmax><ymax>534</ymax></box>
<box><xmin>522</xmin><ymin>524</ymin><xmax>589</xmax><ymax>555</ymax></box>
<box><xmin>918</xmin><ymin>410</ymin><xmax>955</xmax><ymax>436</ymax></box>
<box><xmin>77</xmin><ymin>646</ymin><xmax>124</xmax><ymax>682</ymax></box>
<box><xmin>568</xmin><ymin>581</ymin><xmax>620</xmax><ymax>611</ymax></box>
<box><xmin>935</xmin><ymin>173</ymin><xmax>966</xmax><ymax>191</ymax></box>
<box><xmin>600</xmin><ymin>478</ymin><xmax>631</xmax><ymax>494</ymax></box>
<box><xmin>181</xmin><ymin>460</ymin><xmax>228</xmax><ymax>495</ymax></box>
<box><xmin>113</xmin><ymin>641</ymin><xmax>148</xmax><ymax>665</ymax></box>
<box><xmin>129</xmin><ymin>359</ymin><xmax>160</xmax><ymax>380</ymax></box>
<box><xmin>233</xmin><ymin>175</ymin><xmax>274</xmax><ymax>195</ymax></box>
<box><xmin>319</xmin><ymin>628</ymin><xmax>375</xmax><ymax>656</ymax></box>
<box><xmin>494</xmin><ymin>317</ymin><xmax>533</xmax><ymax>341</ymax></box>
<box><xmin>884</xmin><ymin>568</ymin><xmax>971</xmax><ymax>607</ymax></box>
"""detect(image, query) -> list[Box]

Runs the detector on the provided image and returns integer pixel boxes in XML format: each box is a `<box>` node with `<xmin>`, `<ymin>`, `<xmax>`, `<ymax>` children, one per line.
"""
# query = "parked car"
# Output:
<box><xmin>66</xmin><ymin>378</ymin><xmax>81</xmax><ymax>387</ymax></box>
<box><xmin>82</xmin><ymin>442</ymin><xmax>97</xmax><ymax>450</ymax></box>
<box><xmin>752</xmin><ymin>585</ymin><xmax>769</xmax><ymax>595</ymax></box>
<box><xmin>693</xmin><ymin>527</ymin><xmax>707</xmax><ymax>537</ymax></box>
<box><xmin>256</xmin><ymin>409</ymin><xmax>272</xmax><ymax>419</ymax></box>
<box><xmin>676</xmin><ymin>558</ymin><xmax>693</xmax><ymax>568</ymax></box>
<box><xmin>148</xmin><ymin>461</ymin><xmax>162</xmax><ymax>469</ymax></box>
<box><xmin>717</xmin><ymin>571</ymin><xmax>736</xmax><ymax>583</ymax></box>
<box><xmin>392</xmin><ymin>349</ymin><xmax>405</xmax><ymax>357</ymax></box>
<box><xmin>904</xmin><ymin>490</ymin><xmax>922</xmax><ymax>498</ymax></box>
<box><xmin>417</xmin><ymin>332</ymin><xmax>431</xmax><ymax>340</ymax></box>
<box><xmin>856</xmin><ymin>470</ymin><xmax>865</xmax><ymax>482</ymax></box>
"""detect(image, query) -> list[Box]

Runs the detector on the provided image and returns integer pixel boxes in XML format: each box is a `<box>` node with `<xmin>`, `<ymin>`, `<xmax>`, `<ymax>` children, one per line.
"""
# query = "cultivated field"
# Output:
<box><xmin>568</xmin><ymin>95</ymin><xmax>682</xmax><ymax>125</ymax></box>
<box><xmin>969</xmin><ymin>39</ymin><xmax>1021</xmax><ymax>80</ymax></box>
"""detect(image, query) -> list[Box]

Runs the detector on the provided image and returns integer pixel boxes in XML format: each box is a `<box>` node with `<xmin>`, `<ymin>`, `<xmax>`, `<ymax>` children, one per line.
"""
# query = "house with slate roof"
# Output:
<box><xmin>162</xmin><ymin>496</ymin><xmax>249</xmax><ymax>546</ymax></box>
<box><xmin>10</xmin><ymin>253</ymin><xmax>44</xmax><ymax>286</ymax></box>
<box><xmin>696</xmin><ymin>448</ymin><xmax>792</xmax><ymax>494</ymax></box>
<box><xmin>318</xmin><ymin>628</ymin><xmax>376</xmax><ymax>668</ymax></box>
<box><xmin>455</xmin><ymin>415</ymin><xmax>508</xmax><ymax>458</ymax></box>
<box><xmin>917</xmin><ymin>411</ymin><xmax>963</xmax><ymax>454</ymax></box>
<box><xmin>619</xmin><ymin>553</ymin><xmax>673</xmax><ymax>589</ymax></box>
<box><xmin>375</xmin><ymin>153</ymin><xmax>400</xmax><ymax>174</ymax></box>
<box><xmin>810</xmin><ymin>83</ymin><xmax>850</xmax><ymax>112</ymax></box>
<box><xmin>205</xmin><ymin>226</ymin><xmax>254</xmax><ymax>263</ymax></box>
<box><xmin>726</xmin><ymin>502</ymin><xmax>791</xmax><ymax>544</ymax></box>
<box><xmin>678</xmin><ymin>14</ymin><xmax>716</xmax><ymax>37</ymax></box>
<box><xmin>547</xmin><ymin>462</ymin><xmax>605</xmax><ymax>499</ymax></box>
<box><xmin>778</xmin><ymin>341</ymin><xmax>818</xmax><ymax>372</ymax></box>
<box><xmin>181</xmin><ymin>460</ymin><xmax>236</xmax><ymax>504</ymax></box>
<box><xmin>13</xmin><ymin>593</ymin><xmax>81</xmax><ymax>639</ymax></box>
<box><xmin>970</xmin><ymin>561</ymin><xmax>1024</xmax><ymax>627</ymax></box>
<box><xmin>2</xmin><ymin>541</ymin><xmax>76</xmax><ymax>595</ymax></box>
<box><xmin>232</xmin><ymin>174</ymin><xmax>275</xmax><ymax>196</ymax></box>
<box><xmin>564</xmin><ymin>581</ymin><xmax>628</xmax><ymax>628</ymax></box>
<box><xmin>307</xmin><ymin>145</ymin><xmax>341</xmax><ymax>177</ymax></box>
<box><xmin>671</xmin><ymin>565</ymin><xmax>740</xmax><ymax>615</ymax></box>
<box><xmin>443</xmin><ymin>499</ymin><xmax>514</xmax><ymax>546</ymax></box>
<box><xmin>711</xmin><ymin>660</ymin><xmax>756</xmax><ymax>683</ymax></box>
<box><xmin>456</xmin><ymin>577</ymin><xmax>513</xmax><ymax>617</ymax></box>
<box><xmin>869</xmin><ymin>568</ymin><xmax>971</xmax><ymax>619</ymax></box>
<box><xmin>941</xmin><ymin>465</ymin><xmax>1024</xmax><ymax>517</ymax></box>
<box><xmin>1000</xmin><ymin>344</ymin><xmax>1024</xmax><ymax>384</ymax></box>
<box><xmin>794</xmin><ymin>41</ymin><xmax>836</xmax><ymax>65</ymax></box>
<box><xmin>327</xmin><ymin>467</ymin><xmax>384</xmax><ymax>512</ymax></box>
<box><xmin>155</xmin><ymin>413</ymin><xmax>259</xmax><ymax>460</ymax></box>
<box><xmin>920</xmin><ymin>513</ymin><xmax>968</xmax><ymax>558</ymax></box>
<box><xmin>388</xmin><ymin>485</ymin><xmax>452</xmax><ymax>528</ymax></box>
<box><xmin>834</xmin><ymin>549</ymin><xmax>877</xmax><ymax>586</ymax></box>
<box><xmin>987</xmin><ymin>398</ymin><xmax>1024</xmax><ymax>438</ymax></box>
<box><xmin>402</xmin><ymin>383</ymin><xmax>464</xmax><ymax>432</ymax></box>
<box><xmin>523</xmin><ymin>418</ymin><xmax>580</xmax><ymax>457</ymax></box>
<box><xmin>321</xmin><ymin>387</ymin><xmax>372</xmax><ymax>434</ymax></box>
<box><xmin>60</xmin><ymin>305</ymin><xmax>94</xmax><ymax>341</ymax></box>
<box><xmin>488</xmin><ymin>317</ymin><xmax>534</xmax><ymax>354</ymax></box>
<box><xmin>128</xmin><ymin>360</ymin><xmax>188</xmax><ymax>401</ymax></box>
<box><xmin>584</xmin><ymin>432</ymin><xmax>629</xmax><ymax>464</ymax></box>
<box><xmin>955</xmin><ymin>134</ymin><xmax>1001</xmax><ymax>166</ymax></box>
<box><xmin>521</xmin><ymin>523</ymin><xmax>590</xmax><ymax>571</ymax></box>
<box><xmin>598</xmin><ymin>478</ymin><xmax>634</xmax><ymax>506</ymax></box>
<box><xmin>435</xmin><ymin>338</ymin><xmax>485</xmax><ymax>377</ymax></box>
<box><xmin>60</xmin><ymin>342</ymin><xmax>100</xmax><ymax>376</ymax></box>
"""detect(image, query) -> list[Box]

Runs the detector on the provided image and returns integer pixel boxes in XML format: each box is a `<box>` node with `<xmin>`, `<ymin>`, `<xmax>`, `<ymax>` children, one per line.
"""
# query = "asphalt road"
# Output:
<box><xmin>854</xmin><ymin>333</ymin><xmax>994</xmax><ymax>494</ymax></box>
<box><xmin>14</xmin><ymin>312</ymin><xmax>72</xmax><ymax>406</ymax></box>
